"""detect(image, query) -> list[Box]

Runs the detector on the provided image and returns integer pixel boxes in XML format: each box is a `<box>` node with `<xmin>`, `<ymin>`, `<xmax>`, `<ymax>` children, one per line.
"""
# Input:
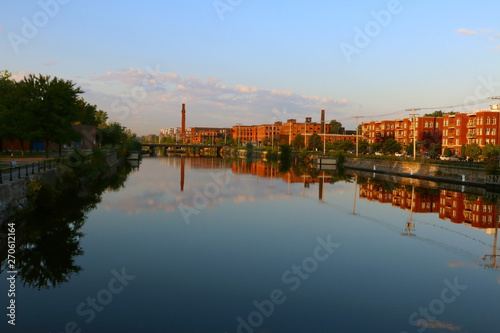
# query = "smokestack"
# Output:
<box><xmin>181</xmin><ymin>104</ymin><xmax>186</xmax><ymax>142</ymax></box>
<box><xmin>321</xmin><ymin>110</ymin><xmax>325</xmax><ymax>134</ymax></box>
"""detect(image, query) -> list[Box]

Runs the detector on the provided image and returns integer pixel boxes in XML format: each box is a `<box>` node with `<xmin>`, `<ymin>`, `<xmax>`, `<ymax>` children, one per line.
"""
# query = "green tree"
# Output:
<box><xmin>404</xmin><ymin>141</ymin><xmax>422</xmax><ymax>155</ymax></box>
<box><xmin>75</xmin><ymin>99</ymin><xmax>105</xmax><ymax>126</ymax></box>
<box><xmin>99</xmin><ymin>122</ymin><xmax>126</xmax><ymax>148</ymax></box>
<box><xmin>483</xmin><ymin>144</ymin><xmax>499</xmax><ymax>158</ymax></box>
<box><xmin>261</xmin><ymin>138</ymin><xmax>269</xmax><ymax>146</ymax></box>
<box><xmin>160</xmin><ymin>136</ymin><xmax>176</xmax><ymax>144</ymax></box>
<box><xmin>329</xmin><ymin>120</ymin><xmax>343</xmax><ymax>134</ymax></box>
<box><xmin>94</xmin><ymin>110</ymin><xmax>108</xmax><ymax>126</ymax></box>
<box><xmin>0</xmin><ymin>71</ymin><xmax>30</xmax><ymax>154</ymax></box>
<box><xmin>308</xmin><ymin>133</ymin><xmax>323</xmax><ymax>151</ymax></box>
<box><xmin>17</xmin><ymin>74</ymin><xmax>84</xmax><ymax>157</ymax></box>
<box><xmin>370</xmin><ymin>142</ymin><xmax>382</xmax><ymax>153</ymax></box>
<box><xmin>141</xmin><ymin>134</ymin><xmax>159</xmax><ymax>144</ymax></box>
<box><xmin>423</xmin><ymin>110</ymin><xmax>458</xmax><ymax>117</ymax></box>
<box><xmin>464</xmin><ymin>143</ymin><xmax>481</xmax><ymax>159</ymax></box>
<box><xmin>245</xmin><ymin>142</ymin><xmax>254</xmax><ymax>159</ymax></box>
<box><xmin>329</xmin><ymin>140</ymin><xmax>355</xmax><ymax>152</ymax></box>
<box><xmin>358</xmin><ymin>139</ymin><xmax>369</xmax><ymax>153</ymax></box>
<box><xmin>428</xmin><ymin>142</ymin><xmax>442</xmax><ymax>155</ymax></box>
<box><xmin>443</xmin><ymin>148</ymin><xmax>453</xmax><ymax>157</ymax></box>
<box><xmin>382</xmin><ymin>138</ymin><xmax>402</xmax><ymax>154</ymax></box>
<box><xmin>291</xmin><ymin>134</ymin><xmax>305</xmax><ymax>149</ymax></box>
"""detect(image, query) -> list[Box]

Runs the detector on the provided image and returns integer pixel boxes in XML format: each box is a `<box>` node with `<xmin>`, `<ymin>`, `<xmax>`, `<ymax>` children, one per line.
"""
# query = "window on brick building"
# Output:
<box><xmin>487</xmin><ymin>117</ymin><xmax>491</xmax><ymax>124</ymax></box>
<box><xmin>457</xmin><ymin>119</ymin><xmax>460</xmax><ymax>125</ymax></box>
<box><xmin>424</xmin><ymin>122</ymin><xmax>428</xmax><ymax>128</ymax></box>
<box><xmin>494</xmin><ymin>118</ymin><xmax>497</xmax><ymax>125</ymax></box>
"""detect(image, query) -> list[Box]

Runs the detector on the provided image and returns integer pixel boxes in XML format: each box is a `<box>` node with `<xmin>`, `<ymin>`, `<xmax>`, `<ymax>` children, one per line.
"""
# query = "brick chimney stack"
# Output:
<box><xmin>181</xmin><ymin>103</ymin><xmax>186</xmax><ymax>142</ymax></box>
<box><xmin>321</xmin><ymin>109</ymin><xmax>325</xmax><ymax>134</ymax></box>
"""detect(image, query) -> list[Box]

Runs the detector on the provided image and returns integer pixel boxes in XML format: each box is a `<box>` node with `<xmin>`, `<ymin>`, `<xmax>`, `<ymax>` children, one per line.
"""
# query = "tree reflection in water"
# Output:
<box><xmin>0</xmin><ymin>163</ymin><xmax>133</xmax><ymax>290</ymax></box>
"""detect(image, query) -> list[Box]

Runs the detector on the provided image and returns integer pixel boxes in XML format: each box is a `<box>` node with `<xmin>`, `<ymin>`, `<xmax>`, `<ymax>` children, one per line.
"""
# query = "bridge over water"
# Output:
<box><xmin>142</xmin><ymin>143</ymin><xmax>229</xmax><ymax>156</ymax></box>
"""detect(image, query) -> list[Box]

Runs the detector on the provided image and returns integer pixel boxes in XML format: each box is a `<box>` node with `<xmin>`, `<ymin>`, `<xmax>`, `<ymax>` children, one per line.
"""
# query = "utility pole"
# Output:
<box><xmin>271</xmin><ymin>124</ymin><xmax>274</xmax><ymax>149</ymax></box>
<box><xmin>490</xmin><ymin>97</ymin><xmax>500</xmax><ymax>167</ymax></box>
<box><xmin>406</xmin><ymin>108</ymin><xmax>421</xmax><ymax>161</ymax></box>
<box><xmin>237</xmin><ymin>123</ymin><xmax>242</xmax><ymax>147</ymax></box>
<box><xmin>351</xmin><ymin>116</ymin><xmax>365</xmax><ymax>157</ymax></box>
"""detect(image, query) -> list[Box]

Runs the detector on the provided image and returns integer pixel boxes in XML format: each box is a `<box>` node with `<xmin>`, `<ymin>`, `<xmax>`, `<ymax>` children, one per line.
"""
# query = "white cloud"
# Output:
<box><xmin>86</xmin><ymin>68</ymin><xmax>354</xmax><ymax>134</ymax></box>
<box><xmin>11</xmin><ymin>70</ymin><xmax>34</xmax><ymax>81</ymax></box>
<box><xmin>457</xmin><ymin>28</ymin><xmax>477</xmax><ymax>36</ymax></box>
<box><xmin>43</xmin><ymin>61</ymin><xmax>56</xmax><ymax>67</ymax></box>
<box><xmin>488</xmin><ymin>33</ymin><xmax>500</xmax><ymax>40</ymax></box>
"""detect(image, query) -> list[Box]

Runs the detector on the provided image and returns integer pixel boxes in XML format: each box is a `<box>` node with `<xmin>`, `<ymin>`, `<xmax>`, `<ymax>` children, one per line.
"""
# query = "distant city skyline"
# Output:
<box><xmin>1</xmin><ymin>0</ymin><xmax>499</xmax><ymax>135</ymax></box>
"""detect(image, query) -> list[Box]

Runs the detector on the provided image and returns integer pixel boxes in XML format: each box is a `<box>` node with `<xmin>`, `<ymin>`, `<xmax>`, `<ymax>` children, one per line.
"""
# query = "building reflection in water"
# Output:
<box><xmin>174</xmin><ymin>157</ymin><xmax>500</xmax><ymax>268</ymax></box>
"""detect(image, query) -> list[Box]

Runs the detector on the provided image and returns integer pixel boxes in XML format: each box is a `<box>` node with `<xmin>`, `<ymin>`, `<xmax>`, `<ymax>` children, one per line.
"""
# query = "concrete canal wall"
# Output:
<box><xmin>0</xmin><ymin>151</ymin><xmax>121</xmax><ymax>222</ymax></box>
<box><xmin>344</xmin><ymin>158</ymin><xmax>487</xmax><ymax>183</ymax></box>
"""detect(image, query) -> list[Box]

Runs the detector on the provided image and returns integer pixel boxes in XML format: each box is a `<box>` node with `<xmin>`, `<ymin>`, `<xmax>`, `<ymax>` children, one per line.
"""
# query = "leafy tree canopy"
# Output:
<box><xmin>329</xmin><ymin>120</ymin><xmax>343</xmax><ymax>134</ymax></box>
<box><xmin>423</xmin><ymin>110</ymin><xmax>459</xmax><ymax>117</ymax></box>
<box><xmin>308</xmin><ymin>133</ymin><xmax>323</xmax><ymax>150</ymax></box>
<box><xmin>382</xmin><ymin>138</ymin><xmax>402</xmax><ymax>154</ymax></box>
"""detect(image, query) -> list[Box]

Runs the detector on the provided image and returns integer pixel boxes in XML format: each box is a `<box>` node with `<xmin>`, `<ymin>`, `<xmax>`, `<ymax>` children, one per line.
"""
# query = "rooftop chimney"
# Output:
<box><xmin>181</xmin><ymin>104</ymin><xmax>186</xmax><ymax>142</ymax></box>
<box><xmin>321</xmin><ymin>109</ymin><xmax>325</xmax><ymax>134</ymax></box>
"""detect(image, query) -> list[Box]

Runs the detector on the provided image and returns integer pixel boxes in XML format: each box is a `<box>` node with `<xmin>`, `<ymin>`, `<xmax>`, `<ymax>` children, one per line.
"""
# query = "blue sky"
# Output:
<box><xmin>1</xmin><ymin>0</ymin><xmax>499</xmax><ymax>135</ymax></box>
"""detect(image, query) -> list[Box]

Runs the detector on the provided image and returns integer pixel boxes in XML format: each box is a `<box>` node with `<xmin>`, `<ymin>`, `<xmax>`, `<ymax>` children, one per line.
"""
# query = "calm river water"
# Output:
<box><xmin>1</xmin><ymin>156</ymin><xmax>499</xmax><ymax>333</ymax></box>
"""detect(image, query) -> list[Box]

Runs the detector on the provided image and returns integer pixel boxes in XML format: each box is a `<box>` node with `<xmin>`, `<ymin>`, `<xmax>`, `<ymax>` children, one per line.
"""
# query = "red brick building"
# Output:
<box><xmin>394</xmin><ymin>117</ymin><xmax>443</xmax><ymax>149</ymax></box>
<box><xmin>464</xmin><ymin>110</ymin><xmax>499</xmax><ymax>146</ymax></box>
<box><xmin>442</xmin><ymin>108</ymin><xmax>500</xmax><ymax>156</ymax></box>
<box><xmin>361</xmin><ymin>120</ymin><xmax>395</xmax><ymax>144</ymax></box>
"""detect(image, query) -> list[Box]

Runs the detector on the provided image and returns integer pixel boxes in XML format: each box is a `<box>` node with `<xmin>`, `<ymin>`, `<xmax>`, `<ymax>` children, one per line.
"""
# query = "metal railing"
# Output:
<box><xmin>0</xmin><ymin>159</ymin><xmax>60</xmax><ymax>184</ymax></box>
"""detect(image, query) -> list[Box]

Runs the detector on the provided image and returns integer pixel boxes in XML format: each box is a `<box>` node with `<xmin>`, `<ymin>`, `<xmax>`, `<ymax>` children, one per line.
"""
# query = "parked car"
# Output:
<box><xmin>394</xmin><ymin>152</ymin><xmax>405</xmax><ymax>157</ymax></box>
<box><xmin>375</xmin><ymin>152</ymin><xmax>383</xmax><ymax>155</ymax></box>
<box><xmin>440</xmin><ymin>155</ymin><xmax>451</xmax><ymax>160</ymax></box>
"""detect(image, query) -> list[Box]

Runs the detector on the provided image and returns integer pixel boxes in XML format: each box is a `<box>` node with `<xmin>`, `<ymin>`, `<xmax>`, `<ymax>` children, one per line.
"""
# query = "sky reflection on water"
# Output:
<box><xmin>1</xmin><ymin>156</ymin><xmax>499</xmax><ymax>333</ymax></box>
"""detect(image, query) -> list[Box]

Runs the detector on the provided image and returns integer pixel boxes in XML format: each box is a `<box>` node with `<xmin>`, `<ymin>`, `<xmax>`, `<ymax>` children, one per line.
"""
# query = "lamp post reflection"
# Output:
<box><xmin>482</xmin><ymin>199</ymin><xmax>500</xmax><ymax>269</ymax></box>
<box><xmin>402</xmin><ymin>185</ymin><xmax>416</xmax><ymax>237</ymax></box>
<box><xmin>319</xmin><ymin>171</ymin><xmax>325</xmax><ymax>203</ymax></box>
<box><xmin>352</xmin><ymin>174</ymin><xmax>358</xmax><ymax>215</ymax></box>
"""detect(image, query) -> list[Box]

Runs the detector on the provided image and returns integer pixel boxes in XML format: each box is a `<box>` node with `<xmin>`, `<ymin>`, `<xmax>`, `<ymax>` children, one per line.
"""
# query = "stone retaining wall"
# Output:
<box><xmin>344</xmin><ymin>158</ymin><xmax>486</xmax><ymax>182</ymax></box>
